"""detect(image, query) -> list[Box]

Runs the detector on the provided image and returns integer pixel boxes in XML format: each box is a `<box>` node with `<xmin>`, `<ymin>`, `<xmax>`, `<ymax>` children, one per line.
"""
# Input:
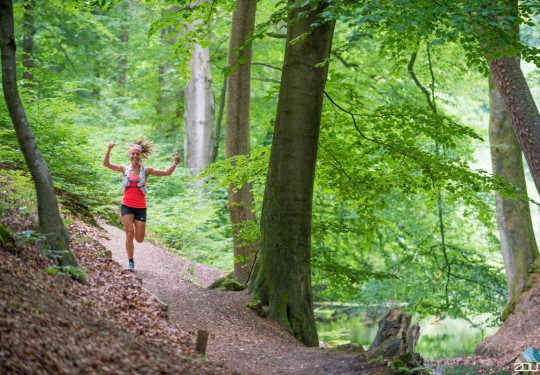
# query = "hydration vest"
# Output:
<box><xmin>123</xmin><ymin>165</ymin><xmax>147</xmax><ymax>195</ymax></box>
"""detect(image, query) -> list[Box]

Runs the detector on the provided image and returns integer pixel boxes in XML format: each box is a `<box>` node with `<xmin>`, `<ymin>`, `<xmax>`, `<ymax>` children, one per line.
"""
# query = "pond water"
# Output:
<box><xmin>316</xmin><ymin>313</ymin><xmax>499</xmax><ymax>360</ymax></box>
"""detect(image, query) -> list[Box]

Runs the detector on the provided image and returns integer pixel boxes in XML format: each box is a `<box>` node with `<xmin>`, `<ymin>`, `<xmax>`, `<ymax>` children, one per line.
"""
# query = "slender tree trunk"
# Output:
<box><xmin>489</xmin><ymin>73</ymin><xmax>539</xmax><ymax>308</ymax></box>
<box><xmin>22</xmin><ymin>0</ymin><xmax>34</xmax><ymax>86</ymax></box>
<box><xmin>184</xmin><ymin>15</ymin><xmax>215</xmax><ymax>175</ymax></box>
<box><xmin>248</xmin><ymin>1</ymin><xmax>335</xmax><ymax>347</ymax></box>
<box><xmin>226</xmin><ymin>0</ymin><xmax>258</xmax><ymax>284</ymax></box>
<box><xmin>0</xmin><ymin>0</ymin><xmax>82</xmax><ymax>277</ymax></box>
<box><xmin>212</xmin><ymin>75</ymin><xmax>226</xmax><ymax>162</ymax></box>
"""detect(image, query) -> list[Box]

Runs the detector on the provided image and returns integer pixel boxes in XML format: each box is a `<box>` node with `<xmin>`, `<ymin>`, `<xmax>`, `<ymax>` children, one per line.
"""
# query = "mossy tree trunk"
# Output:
<box><xmin>225</xmin><ymin>0</ymin><xmax>258</xmax><ymax>284</ymax></box>
<box><xmin>489</xmin><ymin>73</ymin><xmax>539</xmax><ymax>307</ymax></box>
<box><xmin>0</xmin><ymin>0</ymin><xmax>81</xmax><ymax>272</ymax></box>
<box><xmin>248</xmin><ymin>1</ymin><xmax>335</xmax><ymax>347</ymax></box>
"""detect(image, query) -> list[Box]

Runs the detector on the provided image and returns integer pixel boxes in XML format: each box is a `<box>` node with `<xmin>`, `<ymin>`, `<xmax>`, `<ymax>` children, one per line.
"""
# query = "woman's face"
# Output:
<box><xmin>129</xmin><ymin>150</ymin><xmax>142</xmax><ymax>164</ymax></box>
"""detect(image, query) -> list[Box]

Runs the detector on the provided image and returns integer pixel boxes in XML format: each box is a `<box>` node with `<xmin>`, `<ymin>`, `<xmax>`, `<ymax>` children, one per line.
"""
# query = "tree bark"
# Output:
<box><xmin>489</xmin><ymin>73</ymin><xmax>539</xmax><ymax>307</ymax></box>
<box><xmin>0</xmin><ymin>0</ymin><xmax>81</xmax><ymax>274</ymax></box>
<box><xmin>489</xmin><ymin>56</ymin><xmax>540</xmax><ymax>195</ymax></box>
<box><xmin>225</xmin><ymin>0</ymin><xmax>258</xmax><ymax>284</ymax></box>
<box><xmin>248</xmin><ymin>1</ymin><xmax>335</xmax><ymax>347</ymax></box>
<box><xmin>184</xmin><ymin>14</ymin><xmax>215</xmax><ymax>175</ymax></box>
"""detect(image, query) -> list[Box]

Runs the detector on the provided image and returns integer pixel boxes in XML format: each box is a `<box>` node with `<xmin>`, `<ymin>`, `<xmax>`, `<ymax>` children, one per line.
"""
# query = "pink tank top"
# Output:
<box><xmin>122</xmin><ymin>173</ymin><xmax>147</xmax><ymax>208</ymax></box>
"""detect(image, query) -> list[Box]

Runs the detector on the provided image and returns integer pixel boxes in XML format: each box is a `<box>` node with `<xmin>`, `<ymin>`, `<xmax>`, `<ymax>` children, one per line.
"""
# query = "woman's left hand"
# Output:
<box><xmin>174</xmin><ymin>151</ymin><xmax>180</xmax><ymax>165</ymax></box>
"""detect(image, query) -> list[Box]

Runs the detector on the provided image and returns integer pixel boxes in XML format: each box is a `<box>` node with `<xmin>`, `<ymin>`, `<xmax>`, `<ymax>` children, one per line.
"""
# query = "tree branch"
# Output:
<box><xmin>407</xmin><ymin>51</ymin><xmax>436</xmax><ymax>113</ymax></box>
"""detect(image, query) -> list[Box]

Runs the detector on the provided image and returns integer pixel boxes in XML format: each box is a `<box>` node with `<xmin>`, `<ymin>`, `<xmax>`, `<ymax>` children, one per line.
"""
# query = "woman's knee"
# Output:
<box><xmin>125</xmin><ymin>228</ymin><xmax>135</xmax><ymax>240</ymax></box>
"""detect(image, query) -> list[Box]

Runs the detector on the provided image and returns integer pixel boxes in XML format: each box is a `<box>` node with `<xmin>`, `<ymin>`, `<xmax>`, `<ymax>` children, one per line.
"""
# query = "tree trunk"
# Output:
<box><xmin>212</xmin><ymin>75</ymin><xmax>226</xmax><ymax>162</ymax></box>
<box><xmin>489</xmin><ymin>56</ymin><xmax>540</xmax><ymax>195</ymax></box>
<box><xmin>22</xmin><ymin>0</ymin><xmax>34</xmax><ymax>86</ymax></box>
<box><xmin>368</xmin><ymin>308</ymin><xmax>426</xmax><ymax>374</ymax></box>
<box><xmin>0</xmin><ymin>0</ymin><xmax>82</xmax><ymax>275</ymax></box>
<box><xmin>226</xmin><ymin>0</ymin><xmax>258</xmax><ymax>284</ymax></box>
<box><xmin>248</xmin><ymin>2</ymin><xmax>335</xmax><ymax>347</ymax></box>
<box><xmin>489</xmin><ymin>73</ymin><xmax>539</xmax><ymax>308</ymax></box>
<box><xmin>184</xmin><ymin>18</ymin><xmax>215</xmax><ymax>175</ymax></box>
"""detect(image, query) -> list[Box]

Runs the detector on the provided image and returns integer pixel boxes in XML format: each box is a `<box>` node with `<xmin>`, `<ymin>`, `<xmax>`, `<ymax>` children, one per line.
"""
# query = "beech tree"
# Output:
<box><xmin>482</xmin><ymin>0</ymin><xmax>540</xmax><ymax>195</ymax></box>
<box><xmin>248</xmin><ymin>1</ymin><xmax>335</xmax><ymax>346</ymax></box>
<box><xmin>225</xmin><ymin>0</ymin><xmax>258</xmax><ymax>284</ymax></box>
<box><xmin>489</xmin><ymin>73</ymin><xmax>539</xmax><ymax>310</ymax></box>
<box><xmin>183</xmin><ymin>0</ymin><xmax>215</xmax><ymax>175</ymax></box>
<box><xmin>0</xmin><ymin>0</ymin><xmax>84</xmax><ymax>281</ymax></box>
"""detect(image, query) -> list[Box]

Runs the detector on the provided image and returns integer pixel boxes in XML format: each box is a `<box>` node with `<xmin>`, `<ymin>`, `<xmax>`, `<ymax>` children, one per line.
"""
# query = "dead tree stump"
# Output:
<box><xmin>196</xmin><ymin>330</ymin><xmax>209</xmax><ymax>355</ymax></box>
<box><xmin>368</xmin><ymin>308</ymin><xmax>427</xmax><ymax>374</ymax></box>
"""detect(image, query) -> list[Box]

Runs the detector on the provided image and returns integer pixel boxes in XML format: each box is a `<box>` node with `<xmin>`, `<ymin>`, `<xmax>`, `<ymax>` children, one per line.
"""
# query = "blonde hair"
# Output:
<box><xmin>130</xmin><ymin>137</ymin><xmax>154</xmax><ymax>159</ymax></box>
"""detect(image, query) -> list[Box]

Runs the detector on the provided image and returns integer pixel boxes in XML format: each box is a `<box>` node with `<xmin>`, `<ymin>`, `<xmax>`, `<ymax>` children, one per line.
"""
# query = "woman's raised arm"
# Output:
<box><xmin>103</xmin><ymin>141</ymin><xmax>124</xmax><ymax>173</ymax></box>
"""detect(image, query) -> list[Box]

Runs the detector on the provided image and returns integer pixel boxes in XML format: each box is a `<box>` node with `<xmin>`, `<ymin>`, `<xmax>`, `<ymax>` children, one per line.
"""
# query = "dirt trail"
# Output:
<box><xmin>97</xmin><ymin>222</ymin><xmax>370</xmax><ymax>375</ymax></box>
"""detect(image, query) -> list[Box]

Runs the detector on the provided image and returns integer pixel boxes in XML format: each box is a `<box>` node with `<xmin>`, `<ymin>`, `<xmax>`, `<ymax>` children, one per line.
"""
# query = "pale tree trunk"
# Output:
<box><xmin>22</xmin><ymin>0</ymin><xmax>34</xmax><ymax>86</ymax></box>
<box><xmin>248</xmin><ymin>2</ymin><xmax>335</xmax><ymax>347</ymax></box>
<box><xmin>0</xmin><ymin>0</ymin><xmax>83</xmax><ymax>281</ymax></box>
<box><xmin>184</xmin><ymin>18</ymin><xmax>215</xmax><ymax>175</ymax></box>
<box><xmin>489</xmin><ymin>73</ymin><xmax>539</xmax><ymax>308</ymax></box>
<box><xmin>226</xmin><ymin>0</ymin><xmax>258</xmax><ymax>284</ymax></box>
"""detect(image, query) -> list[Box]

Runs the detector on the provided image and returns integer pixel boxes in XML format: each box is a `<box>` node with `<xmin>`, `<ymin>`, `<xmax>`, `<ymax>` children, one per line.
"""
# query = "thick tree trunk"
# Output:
<box><xmin>184</xmin><ymin>20</ymin><xmax>215</xmax><ymax>175</ymax></box>
<box><xmin>22</xmin><ymin>0</ymin><xmax>34</xmax><ymax>86</ymax></box>
<box><xmin>248</xmin><ymin>2</ymin><xmax>335</xmax><ymax>347</ymax></box>
<box><xmin>226</xmin><ymin>0</ymin><xmax>258</xmax><ymax>284</ymax></box>
<box><xmin>489</xmin><ymin>73</ymin><xmax>539</xmax><ymax>308</ymax></box>
<box><xmin>0</xmin><ymin>0</ymin><xmax>81</xmax><ymax>273</ymax></box>
<box><xmin>489</xmin><ymin>56</ymin><xmax>540</xmax><ymax>195</ymax></box>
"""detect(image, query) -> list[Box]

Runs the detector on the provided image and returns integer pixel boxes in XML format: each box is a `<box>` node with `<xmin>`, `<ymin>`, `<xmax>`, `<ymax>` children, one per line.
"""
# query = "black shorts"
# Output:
<box><xmin>121</xmin><ymin>204</ymin><xmax>147</xmax><ymax>222</ymax></box>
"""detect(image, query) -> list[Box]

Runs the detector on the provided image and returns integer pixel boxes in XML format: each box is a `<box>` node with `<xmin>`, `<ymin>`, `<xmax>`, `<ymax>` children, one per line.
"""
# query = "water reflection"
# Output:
<box><xmin>316</xmin><ymin>313</ymin><xmax>499</xmax><ymax>360</ymax></box>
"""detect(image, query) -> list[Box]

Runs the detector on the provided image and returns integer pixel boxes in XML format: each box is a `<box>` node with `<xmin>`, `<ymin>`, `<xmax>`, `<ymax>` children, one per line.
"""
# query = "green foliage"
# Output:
<box><xmin>317</xmin><ymin>328</ymin><xmax>350</xmax><ymax>346</ymax></box>
<box><xmin>0</xmin><ymin>169</ymin><xmax>36</xmax><ymax>218</ymax></box>
<box><xmin>333</xmin><ymin>0</ymin><xmax>540</xmax><ymax>74</ymax></box>
<box><xmin>149</xmin><ymin>0</ymin><xmax>236</xmax><ymax>77</ymax></box>
<box><xmin>200</xmin><ymin>146</ymin><xmax>270</xmax><ymax>208</ymax></box>
<box><xmin>6</xmin><ymin>0</ymin><xmax>540</xmax><ymax>350</ymax></box>
<box><xmin>44</xmin><ymin>264</ymin><xmax>87</xmax><ymax>280</ymax></box>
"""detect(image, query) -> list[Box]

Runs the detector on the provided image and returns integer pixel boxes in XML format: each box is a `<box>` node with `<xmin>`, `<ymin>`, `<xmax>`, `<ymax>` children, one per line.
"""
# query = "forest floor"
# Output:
<box><xmin>0</xmin><ymin>204</ymin><xmax>526</xmax><ymax>374</ymax></box>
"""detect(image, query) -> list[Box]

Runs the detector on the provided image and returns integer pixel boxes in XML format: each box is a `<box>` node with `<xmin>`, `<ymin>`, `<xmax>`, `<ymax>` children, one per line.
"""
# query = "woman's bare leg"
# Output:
<box><xmin>122</xmin><ymin>214</ymin><xmax>135</xmax><ymax>259</ymax></box>
<box><xmin>134</xmin><ymin>220</ymin><xmax>146</xmax><ymax>243</ymax></box>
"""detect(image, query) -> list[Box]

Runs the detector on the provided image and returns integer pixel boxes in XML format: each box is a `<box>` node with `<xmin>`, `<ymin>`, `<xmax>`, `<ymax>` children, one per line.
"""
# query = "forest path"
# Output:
<box><xmin>96</xmin><ymin>222</ymin><xmax>369</xmax><ymax>375</ymax></box>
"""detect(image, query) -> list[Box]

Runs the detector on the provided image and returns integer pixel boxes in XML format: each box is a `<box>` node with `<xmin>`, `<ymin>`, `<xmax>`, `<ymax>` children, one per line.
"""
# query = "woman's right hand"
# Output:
<box><xmin>108</xmin><ymin>141</ymin><xmax>116</xmax><ymax>150</ymax></box>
